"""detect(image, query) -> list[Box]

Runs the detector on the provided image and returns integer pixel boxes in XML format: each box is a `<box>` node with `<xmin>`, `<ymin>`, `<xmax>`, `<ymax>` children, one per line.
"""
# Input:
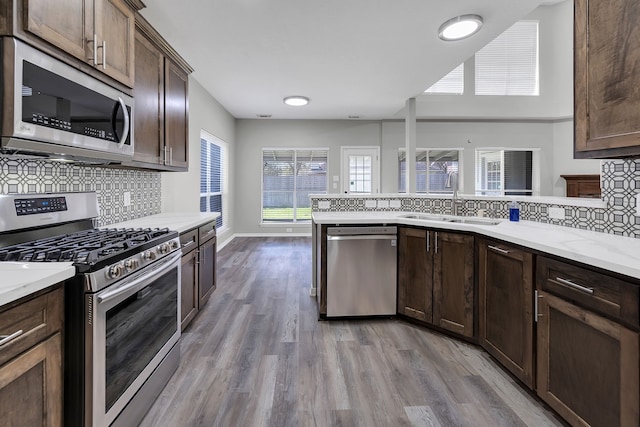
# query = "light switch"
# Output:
<box><xmin>333</xmin><ymin>175</ymin><xmax>339</xmax><ymax>182</ymax></box>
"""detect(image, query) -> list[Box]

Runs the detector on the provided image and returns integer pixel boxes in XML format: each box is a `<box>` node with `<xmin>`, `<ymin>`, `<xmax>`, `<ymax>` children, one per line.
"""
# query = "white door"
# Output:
<box><xmin>341</xmin><ymin>147</ymin><xmax>380</xmax><ymax>194</ymax></box>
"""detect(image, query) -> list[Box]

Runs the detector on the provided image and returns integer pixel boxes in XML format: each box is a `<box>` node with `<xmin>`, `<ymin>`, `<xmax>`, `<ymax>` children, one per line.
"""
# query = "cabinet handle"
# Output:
<box><xmin>426</xmin><ymin>231</ymin><xmax>430</xmax><ymax>252</ymax></box>
<box><xmin>555</xmin><ymin>277</ymin><xmax>594</xmax><ymax>295</ymax></box>
<box><xmin>434</xmin><ymin>232</ymin><xmax>438</xmax><ymax>254</ymax></box>
<box><xmin>163</xmin><ymin>146</ymin><xmax>168</xmax><ymax>164</ymax></box>
<box><xmin>89</xmin><ymin>35</ymin><xmax>98</xmax><ymax>66</ymax></box>
<box><xmin>534</xmin><ymin>290</ymin><xmax>542</xmax><ymax>322</ymax></box>
<box><xmin>182</xmin><ymin>240</ymin><xmax>196</xmax><ymax>249</ymax></box>
<box><xmin>101</xmin><ymin>40</ymin><xmax>106</xmax><ymax>70</ymax></box>
<box><xmin>488</xmin><ymin>245</ymin><xmax>510</xmax><ymax>254</ymax></box>
<box><xmin>204</xmin><ymin>229</ymin><xmax>215</xmax><ymax>236</ymax></box>
<box><xmin>169</xmin><ymin>147</ymin><xmax>173</xmax><ymax>165</ymax></box>
<box><xmin>0</xmin><ymin>329</ymin><xmax>23</xmax><ymax>346</ymax></box>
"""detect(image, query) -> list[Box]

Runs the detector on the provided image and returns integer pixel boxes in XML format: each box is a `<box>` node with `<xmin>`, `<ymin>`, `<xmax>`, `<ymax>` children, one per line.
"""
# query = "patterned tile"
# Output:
<box><xmin>0</xmin><ymin>158</ymin><xmax>162</xmax><ymax>226</ymax></box>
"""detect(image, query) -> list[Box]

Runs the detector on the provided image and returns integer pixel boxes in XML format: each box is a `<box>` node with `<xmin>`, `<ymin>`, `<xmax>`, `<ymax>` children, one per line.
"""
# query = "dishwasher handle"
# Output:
<box><xmin>327</xmin><ymin>235</ymin><xmax>397</xmax><ymax>242</ymax></box>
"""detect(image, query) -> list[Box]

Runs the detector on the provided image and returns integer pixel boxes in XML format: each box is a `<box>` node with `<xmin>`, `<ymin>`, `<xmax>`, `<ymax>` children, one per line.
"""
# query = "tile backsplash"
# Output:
<box><xmin>312</xmin><ymin>159</ymin><xmax>640</xmax><ymax>239</ymax></box>
<box><xmin>0</xmin><ymin>158</ymin><xmax>162</xmax><ymax>226</ymax></box>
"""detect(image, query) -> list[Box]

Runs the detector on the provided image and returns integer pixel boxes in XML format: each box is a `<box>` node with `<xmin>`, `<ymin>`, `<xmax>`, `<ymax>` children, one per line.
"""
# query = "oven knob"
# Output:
<box><xmin>107</xmin><ymin>264</ymin><xmax>124</xmax><ymax>279</ymax></box>
<box><xmin>143</xmin><ymin>250</ymin><xmax>156</xmax><ymax>261</ymax></box>
<box><xmin>169</xmin><ymin>240</ymin><xmax>179</xmax><ymax>250</ymax></box>
<box><xmin>158</xmin><ymin>243</ymin><xmax>171</xmax><ymax>254</ymax></box>
<box><xmin>124</xmin><ymin>258</ymin><xmax>139</xmax><ymax>271</ymax></box>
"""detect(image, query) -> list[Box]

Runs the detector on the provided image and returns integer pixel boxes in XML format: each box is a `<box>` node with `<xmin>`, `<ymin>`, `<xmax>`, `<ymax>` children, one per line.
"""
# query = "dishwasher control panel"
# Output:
<box><xmin>326</xmin><ymin>226</ymin><xmax>397</xmax><ymax>236</ymax></box>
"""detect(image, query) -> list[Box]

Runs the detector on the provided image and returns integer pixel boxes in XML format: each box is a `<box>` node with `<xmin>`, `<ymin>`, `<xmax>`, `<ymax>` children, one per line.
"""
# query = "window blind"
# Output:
<box><xmin>200</xmin><ymin>134</ymin><xmax>227</xmax><ymax>229</ymax></box>
<box><xmin>475</xmin><ymin>21</ymin><xmax>539</xmax><ymax>96</ymax></box>
<box><xmin>399</xmin><ymin>149</ymin><xmax>460</xmax><ymax>194</ymax></box>
<box><xmin>424</xmin><ymin>63</ymin><xmax>464</xmax><ymax>94</ymax></box>
<box><xmin>475</xmin><ymin>149</ymin><xmax>533</xmax><ymax>196</ymax></box>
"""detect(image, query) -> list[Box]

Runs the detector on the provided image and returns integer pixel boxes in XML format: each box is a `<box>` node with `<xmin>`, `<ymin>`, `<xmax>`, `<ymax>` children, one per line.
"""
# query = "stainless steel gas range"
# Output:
<box><xmin>0</xmin><ymin>192</ymin><xmax>181</xmax><ymax>427</ymax></box>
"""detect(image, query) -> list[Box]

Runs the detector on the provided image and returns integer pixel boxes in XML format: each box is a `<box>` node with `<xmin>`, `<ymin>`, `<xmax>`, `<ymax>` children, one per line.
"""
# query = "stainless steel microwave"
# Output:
<box><xmin>0</xmin><ymin>37</ymin><xmax>134</xmax><ymax>163</ymax></box>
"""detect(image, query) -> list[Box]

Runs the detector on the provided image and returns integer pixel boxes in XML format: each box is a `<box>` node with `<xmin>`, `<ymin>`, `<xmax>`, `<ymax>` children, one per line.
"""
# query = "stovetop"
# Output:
<box><xmin>0</xmin><ymin>227</ymin><xmax>177</xmax><ymax>269</ymax></box>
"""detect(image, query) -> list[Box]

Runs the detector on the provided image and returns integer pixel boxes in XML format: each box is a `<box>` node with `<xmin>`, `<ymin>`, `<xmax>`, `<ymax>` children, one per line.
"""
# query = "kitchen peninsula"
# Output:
<box><xmin>312</xmin><ymin>208</ymin><xmax>640</xmax><ymax>427</ymax></box>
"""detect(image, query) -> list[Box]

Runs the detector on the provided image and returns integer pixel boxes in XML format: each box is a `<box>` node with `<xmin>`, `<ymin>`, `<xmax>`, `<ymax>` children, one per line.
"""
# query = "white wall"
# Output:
<box><xmin>551</xmin><ymin>120</ymin><xmax>601</xmax><ymax>196</ymax></box>
<box><xmin>411</xmin><ymin>1</ymin><xmax>573</xmax><ymax>120</ymax></box>
<box><xmin>381</xmin><ymin>120</ymin><xmax>557</xmax><ymax>195</ymax></box>
<box><xmin>234</xmin><ymin>119</ymin><xmax>382</xmax><ymax>234</ymax></box>
<box><xmin>161</xmin><ymin>77</ymin><xmax>236</xmax><ymax>245</ymax></box>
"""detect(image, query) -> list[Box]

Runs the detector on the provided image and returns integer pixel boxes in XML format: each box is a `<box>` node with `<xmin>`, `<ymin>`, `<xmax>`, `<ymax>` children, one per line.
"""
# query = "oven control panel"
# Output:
<box><xmin>14</xmin><ymin>196</ymin><xmax>68</xmax><ymax>216</ymax></box>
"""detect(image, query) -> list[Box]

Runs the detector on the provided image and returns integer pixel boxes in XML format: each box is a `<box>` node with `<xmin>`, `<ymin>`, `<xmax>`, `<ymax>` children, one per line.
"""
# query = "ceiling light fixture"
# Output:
<box><xmin>438</xmin><ymin>14</ymin><xmax>483</xmax><ymax>41</ymax></box>
<box><xmin>283</xmin><ymin>96</ymin><xmax>310</xmax><ymax>106</ymax></box>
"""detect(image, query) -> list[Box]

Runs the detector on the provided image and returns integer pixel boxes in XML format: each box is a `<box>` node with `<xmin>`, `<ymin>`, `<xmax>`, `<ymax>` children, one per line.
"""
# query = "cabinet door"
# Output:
<box><xmin>133</xmin><ymin>30</ymin><xmax>164</xmax><ymax>165</ymax></box>
<box><xmin>180</xmin><ymin>249</ymin><xmax>198</xmax><ymax>331</ymax></box>
<box><xmin>164</xmin><ymin>59</ymin><xmax>189</xmax><ymax>170</ymax></box>
<box><xmin>93</xmin><ymin>0</ymin><xmax>135</xmax><ymax>87</ymax></box>
<box><xmin>0</xmin><ymin>333</ymin><xmax>62</xmax><ymax>427</ymax></box>
<box><xmin>23</xmin><ymin>0</ymin><xmax>88</xmax><ymax>61</ymax></box>
<box><xmin>397</xmin><ymin>227</ymin><xmax>432</xmax><ymax>322</ymax></box>
<box><xmin>433</xmin><ymin>232</ymin><xmax>474</xmax><ymax>337</ymax></box>
<box><xmin>537</xmin><ymin>291</ymin><xmax>639</xmax><ymax>427</ymax></box>
<box><xmin>479</xmin><ymin>240</ymin><xmax>534</xmax><ymax>388</ymax></box>
<box><xmin>574</xmin><ymin>0</ymin><xmax>640</xmax><ymax>158</ymax></box>
<box><xmin>198</xmin><ymin>236</ymin><xmax>216</xmax><ymax>308</ymax></box>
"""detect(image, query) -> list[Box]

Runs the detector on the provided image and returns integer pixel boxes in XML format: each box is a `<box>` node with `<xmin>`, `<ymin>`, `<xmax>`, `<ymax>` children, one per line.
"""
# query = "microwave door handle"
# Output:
<box><xmin>116</xmin><ymin>96</ymin><xmax>129</xmax><ymax>146</ymax></box>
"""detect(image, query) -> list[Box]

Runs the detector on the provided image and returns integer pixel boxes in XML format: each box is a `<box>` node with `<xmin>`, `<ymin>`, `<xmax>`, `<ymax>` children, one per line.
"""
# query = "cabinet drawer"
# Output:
<box><xmin>0</xmin><ymin>285</ymin><xmax>63</xmax><ymax>365</ymax></box>
<box><xmin>179</xmin><ymin>229</ymin><xmax>198</xmax><ymax>254</ymax></box>
<box><xmin>199</xmin><ymin>221</ymin><xmax>216</xmax><ymax>244</ymax></box>
<box><xmin>537</xmin><ymin>256</ymin><xmax>640</xmax><ymax>329</ymax></box>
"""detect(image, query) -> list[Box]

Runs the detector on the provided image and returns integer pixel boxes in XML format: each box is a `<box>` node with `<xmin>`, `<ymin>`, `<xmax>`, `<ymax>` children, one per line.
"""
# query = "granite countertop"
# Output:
<box><xmin>0</xmin><ymin>262</ymin><xmax>75</xmax><ymax>307</ymax></box>
<box><xmin>312</xmin><ymin>211</ymin><xmax>640</xmax><ymax>281</ymax></box>
<box><xmin>105</xmin><ymin>212</ymin><xmax>220</xmax><ymax>234</ymax></box>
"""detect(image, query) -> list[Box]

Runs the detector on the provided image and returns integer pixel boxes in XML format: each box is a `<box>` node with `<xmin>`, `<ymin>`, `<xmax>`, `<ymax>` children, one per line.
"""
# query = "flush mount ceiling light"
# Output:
<box><xmin>283</xmin><ymin>96</ymin><xmax>310</xmax><ymax>106</ymax></box>
<box><xmin>438</xmin><ymin>14</ymin><xmax>483</xmax><ymax>41</ymax></box>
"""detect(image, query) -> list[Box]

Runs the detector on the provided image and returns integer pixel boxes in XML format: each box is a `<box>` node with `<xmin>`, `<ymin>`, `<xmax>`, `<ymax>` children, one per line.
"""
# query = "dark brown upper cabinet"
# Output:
<box><xmin>574</xmin><ymin>0</ymin><xmax>640</xmax><ymax>158</ymax></box>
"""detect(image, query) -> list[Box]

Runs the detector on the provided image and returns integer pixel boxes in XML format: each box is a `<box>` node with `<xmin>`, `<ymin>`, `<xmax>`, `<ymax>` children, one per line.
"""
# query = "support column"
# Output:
<box><xmin>405</xmin><ymin>97</ymin><xmax>417</xmax><ymax>193</ymax></box>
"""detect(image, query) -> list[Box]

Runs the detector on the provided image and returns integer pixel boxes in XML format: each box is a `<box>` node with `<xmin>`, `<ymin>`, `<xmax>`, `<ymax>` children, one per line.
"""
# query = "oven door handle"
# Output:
<box><xmin>97</xmin><ymin>252</ymin><xmax>180</xmax><ymax>304</ymax></box>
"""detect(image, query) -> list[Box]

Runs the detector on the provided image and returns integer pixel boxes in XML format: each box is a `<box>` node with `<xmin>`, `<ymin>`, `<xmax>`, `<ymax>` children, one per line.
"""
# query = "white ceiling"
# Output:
<box><xmin>140</xmin><ymin>0</ymin><xmax>551</xmax><ymax>120</ymax></box>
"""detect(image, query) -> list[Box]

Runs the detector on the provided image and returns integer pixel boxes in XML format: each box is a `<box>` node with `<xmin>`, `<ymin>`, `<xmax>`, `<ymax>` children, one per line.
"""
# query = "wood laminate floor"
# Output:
<box><xmin>141</xmin><ymin>237</ymin><xmax>563</xmax><ymax>427</ymax></box>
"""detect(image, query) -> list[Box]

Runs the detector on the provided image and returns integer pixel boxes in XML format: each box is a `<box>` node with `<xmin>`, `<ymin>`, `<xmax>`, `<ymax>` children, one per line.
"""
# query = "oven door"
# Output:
<box><xmin>86</xmin><ymin>251</ymin><xmax>181</xmax><ymax>427</ymax></box>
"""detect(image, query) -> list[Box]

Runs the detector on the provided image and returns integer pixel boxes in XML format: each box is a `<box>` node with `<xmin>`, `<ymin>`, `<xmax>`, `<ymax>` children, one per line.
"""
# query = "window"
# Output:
<box><xmin>475</xmin><ymin>149</ymin><xmax>534</xmax><ymax>196</ymax></box>
<box><xmin>200</xmin><ymin>131</ymin><xmax>228</xmax><ymax>229</ymax></box>
<box><xmin>262</xmin><ymin>149</ymin><xmax>328</xmax><ymax>223</ymax></box>
<box><xmin>424</xmin><ymin>63</ymin><xmax>464</xmax><ymax>94</ymax></box>
<box><xmin>399</xmin><ymin>149</ymin><xmax>461</xmax><ymax>194</ymax></box>
<box><xmin>475</xmin><ymin>21</ymin><xmax>539</xmax><ymax>96</ymax></box>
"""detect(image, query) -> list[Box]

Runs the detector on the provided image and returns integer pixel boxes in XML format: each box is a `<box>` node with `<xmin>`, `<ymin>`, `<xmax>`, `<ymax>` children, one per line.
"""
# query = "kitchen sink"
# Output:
<box><xmin>400</xmin><ymin>214</ymin><xmax>502</xmax><ymax>226</ymax></box>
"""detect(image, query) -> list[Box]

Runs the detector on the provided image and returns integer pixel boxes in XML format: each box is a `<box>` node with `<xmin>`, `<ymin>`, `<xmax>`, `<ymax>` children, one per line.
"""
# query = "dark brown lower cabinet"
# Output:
<box><xmin>179</xmin><ymin>220</ymin><xmax>217</xmax><ymax>331</ymax></box>
<box><xmin>0</xmin><ymin>285</ymin><xmax>64</xmax><ymax>427</ymax></box>
<box><xmin>479</xmin><ymin>239</ymin><xmax>535</xmax><ymax>388</ymax></box>
<box><xmin>398</xmin><ymin>227</ymin><xmax>474</xmax><ymax>338</ymax></box>
<box><xmin>198</xmin><ymin>230</ymin><xmax>217</xmax><ymax>307</ymax></box>
<box><xmin>536</xmin><ymin>291</ymin><xmax>639</xmax><ymax>427</ymax></box>
<box><xmin>433</xmin><ymin>231</ymin><xmax>474</xmax><ymax>337</ymax></box>
<box><xmin>398</xmin><ymin>227</ymin><xmax>432</xmax><ymax>322</ymax></box>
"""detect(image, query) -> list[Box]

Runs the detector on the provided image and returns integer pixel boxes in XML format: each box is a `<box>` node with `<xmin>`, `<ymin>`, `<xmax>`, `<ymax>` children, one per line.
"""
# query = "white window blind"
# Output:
<box><xmin>475</xmin><ymin>20</ymin><xmax>539</xmax><ymax>96</ymax></box>
<box><xmin>399</xmin><ymin>149</ymin><xmax>461</xmax><ymax>194</ymax></box>
<box><xmin>200</xmin><ymin>132</ymin><xmax>227</xmax><ymax>229</ymax></box>
<box><xmin>424</xmin><ymin>63</ymin><xmax>464</xmax><ymax>94</ymax></box>
<box><xmin>475</xmin><ymin>149</ymin><xmax>533</xmax><ymax>196</ymax></box>
<box><xmin>262</xmin><ymin>149</ymin><xmax>328</xmax><ymax>222</ymax></box>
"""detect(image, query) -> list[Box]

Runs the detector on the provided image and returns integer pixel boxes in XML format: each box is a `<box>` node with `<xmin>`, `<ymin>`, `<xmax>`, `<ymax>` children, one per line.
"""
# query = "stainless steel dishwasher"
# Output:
<box><xmin>326</xmin><ymin>226</ymin><xmax>397</xmax><ymax>317</ymax></box>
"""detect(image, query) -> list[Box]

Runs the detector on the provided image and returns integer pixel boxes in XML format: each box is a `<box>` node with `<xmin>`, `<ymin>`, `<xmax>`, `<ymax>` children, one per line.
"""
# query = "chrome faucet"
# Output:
<box><xmin>451</xmin><ymin>172</ymin><xmax>463</xmax><ymax>216</ymax></box>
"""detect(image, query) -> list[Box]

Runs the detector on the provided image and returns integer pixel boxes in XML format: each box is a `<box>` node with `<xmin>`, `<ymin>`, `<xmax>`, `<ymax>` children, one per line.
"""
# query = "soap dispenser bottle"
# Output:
<box><xmin>509</xmin><ymin>201</ymin><xmax>520</xmax><ymax>222</ymax></box>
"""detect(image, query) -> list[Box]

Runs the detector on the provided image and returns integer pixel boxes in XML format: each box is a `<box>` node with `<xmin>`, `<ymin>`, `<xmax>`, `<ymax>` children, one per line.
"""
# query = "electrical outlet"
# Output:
<box><xmin>123</xmin><ymin>191</ymin><xmax>131</xmax><ymax>207</ymax></box>
<box><xmin>365</xmin><ymin>200</ymin><xmax>377</xmax><ymax>208</ymax></box>
<box><xmin>318</xmin><ymin>201</ymin><xmax>331</xmax><ymax>209</ymax></box>
<box><xmin>636</xmin><ymin>194</ymin><xmax>640</xmax><ymax>216</ymax></box>
<box><xmin>389</xmin><ymin>200</ymin><xmax>401</xmax><ymax>209</ymax></box>
<box><xmin>377</xmin><ymin>200</ymin><xmax>389</xmax><ymax>208</ymax></box>
<box><xmin>286</xmin><ymin>228</ymin><xmax>293</xmax><ymax>233</ymax></box>
<box><xmin>548</xmin><ymin>207</ymin><xmax>565</xmax><ymax>220</ymax></box>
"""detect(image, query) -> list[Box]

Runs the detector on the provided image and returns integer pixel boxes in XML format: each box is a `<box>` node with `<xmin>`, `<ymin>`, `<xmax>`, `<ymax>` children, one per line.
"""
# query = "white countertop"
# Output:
<box><xmin>105</xmin><ymin>212</ymin><xmax>220</xmax><ymax>234</ymax></box>
<box><xmin>0</xmin><ymin>262</ymin><xmax>75</xmax><ymax>307</ymax></box>
<box><xmin>313</xmin><ymin>211</ymin><xmax>640</xmax><ymax>281</ymax></box>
